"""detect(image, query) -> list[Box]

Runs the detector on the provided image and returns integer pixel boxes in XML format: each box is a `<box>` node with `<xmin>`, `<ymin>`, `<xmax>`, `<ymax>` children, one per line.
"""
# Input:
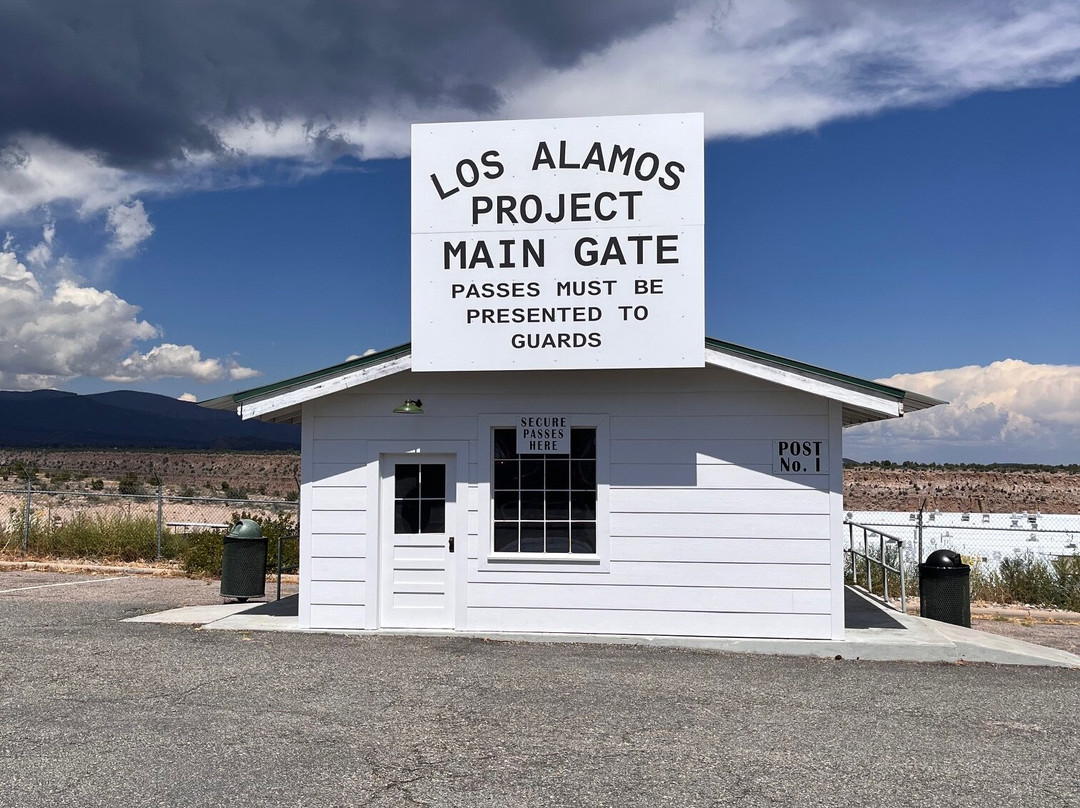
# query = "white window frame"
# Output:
<box><xmin>477</xmin><ymin>414</ymin><xmax>610</xmax><ymax>572</ymax></box>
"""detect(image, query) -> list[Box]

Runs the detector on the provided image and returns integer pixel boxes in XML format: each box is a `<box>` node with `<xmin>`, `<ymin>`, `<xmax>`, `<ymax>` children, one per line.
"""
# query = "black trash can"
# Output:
<box><xmin>221</xmin><ymin>519</ymin><xmax>268</xmax><ymax>602</ymax></box>
<box><xmin>919</xmin><ymin>549</ymin><xmax>971</xmax><ymax>627</ymax></box>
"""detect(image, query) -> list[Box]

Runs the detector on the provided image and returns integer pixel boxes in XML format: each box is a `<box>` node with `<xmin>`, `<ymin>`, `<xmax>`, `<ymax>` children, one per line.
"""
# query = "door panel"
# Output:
<box><xmin>379</xmin><ymin>456</ymin><xmax>455</xmax><ymax>628</ymax></box>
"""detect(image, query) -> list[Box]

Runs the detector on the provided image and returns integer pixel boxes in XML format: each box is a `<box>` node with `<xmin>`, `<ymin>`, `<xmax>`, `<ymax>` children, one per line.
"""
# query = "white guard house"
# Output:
<box><xmin>205</xmin><ymin>339</ymin><xmax>941</xmax><ymax>641</ymax></box>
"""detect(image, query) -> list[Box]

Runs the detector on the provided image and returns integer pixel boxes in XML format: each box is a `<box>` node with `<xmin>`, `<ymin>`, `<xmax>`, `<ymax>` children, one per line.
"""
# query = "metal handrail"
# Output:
<box><xmin>845</xmin><ymin>520</ymin><xmax>907</xmax><ymax>614</ymax></box>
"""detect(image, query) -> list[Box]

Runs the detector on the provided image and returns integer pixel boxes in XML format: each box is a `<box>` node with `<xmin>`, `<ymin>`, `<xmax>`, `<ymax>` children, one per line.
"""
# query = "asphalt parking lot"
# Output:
<box><xmin>2</xmin><ymin>571</ymin><xmax>1078</xmax><ymax>808</ymax></box>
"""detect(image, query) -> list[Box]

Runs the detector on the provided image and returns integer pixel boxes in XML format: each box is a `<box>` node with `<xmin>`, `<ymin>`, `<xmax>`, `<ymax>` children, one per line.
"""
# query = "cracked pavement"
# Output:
<box><xmin>1</xmin><ymin>571</ymin><xmax>1078</xmax><ymax>807</ymax></box>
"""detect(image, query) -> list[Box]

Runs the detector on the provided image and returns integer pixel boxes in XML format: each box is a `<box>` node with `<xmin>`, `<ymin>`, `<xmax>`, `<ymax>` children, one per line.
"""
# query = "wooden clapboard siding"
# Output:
<box><xmin>611</xmin><ymin>414</ymin><xmax>827</xmax><ymax>441</ymax></box>
<box><xmin>309</xmin><ymin>605</ymin><xmax>366</xmax><ymax>629</ymax></box>
<box><xmin>309</xmin><ymin>580</ymin><xmax>367</xmax><ymax>605</ymax></box>
<box><xmin>609</xmin><ymin>487</ymin><xmax>824</xmax><ymax>514</ymax></box>
<box><xmin>610</xmin><ymin>537</ymin><xmax>831</xmax><ymax>564</ymax></box>
<box><xmin>611</xmin><ymin>439</ymin><xmax>775</xmax><ymax>466</ymax></box>
<box><xmin>467</xmin><ymin>583</ymin><xmax>830</xmax><ymax>613</ymax></box>
<box><xmin>308</xmin><ymin>510</ymin><xmax>363</xmax><ymax>533</ymax></box>
<box><xmin>297</xmin><ymin>363</ymin><xmax>841</xmax><ymax>639</ymax></box>
<box><xmin>309</xmin><ymin>534</ymin><xmax>362</xmax><ymax>557</ymax></box>
<box><xmin>609</xmin><ymin>462</ymin><xmax>827</xmax><ymax>489</ymax></box>
<box><xmin>309</xmin><ymin>556</ymin><xmax>365</xmax><ymax>581</ymax></box>
<box><xmin>464</xmin><ymin>560</ymin><xmax>830</xmax><ymax>589</ymax></box>
<box><xmin>310</xmin><ymin>486</ymin><xmax>364</xmax><ymax>510</ymax></box>
<box><xmin>609</xmin><ymin>513</ymin><xmax>830</xmax><ymax>539</ymax></box>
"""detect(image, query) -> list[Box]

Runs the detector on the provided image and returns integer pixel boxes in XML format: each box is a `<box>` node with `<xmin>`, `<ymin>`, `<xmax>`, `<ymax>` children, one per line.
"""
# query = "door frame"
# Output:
<box><xmin>367</xmin><ymin>440</ymin><xmax>470</xmax><ymax>630</ymax></box>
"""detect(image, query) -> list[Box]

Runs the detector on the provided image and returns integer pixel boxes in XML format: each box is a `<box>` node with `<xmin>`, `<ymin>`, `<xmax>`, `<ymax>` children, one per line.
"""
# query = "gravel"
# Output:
<box><xmin>2</xmin><ymin>570</ymin><xmax>1078</xmax><ymax>808</ymax></box>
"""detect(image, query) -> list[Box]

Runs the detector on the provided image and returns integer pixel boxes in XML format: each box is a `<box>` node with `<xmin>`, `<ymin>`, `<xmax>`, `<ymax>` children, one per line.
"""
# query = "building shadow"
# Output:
<box><xmin>845</xmin><ymin>587</ymin><xmax>905</xmax><ymax>629</ymax></box>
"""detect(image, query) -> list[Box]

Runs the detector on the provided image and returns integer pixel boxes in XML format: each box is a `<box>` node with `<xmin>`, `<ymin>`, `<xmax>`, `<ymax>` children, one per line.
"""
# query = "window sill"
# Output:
<box><xmin>480</xmin><ymin>553</ymin><xmax>610</xmax><ymax>573</ymax></box>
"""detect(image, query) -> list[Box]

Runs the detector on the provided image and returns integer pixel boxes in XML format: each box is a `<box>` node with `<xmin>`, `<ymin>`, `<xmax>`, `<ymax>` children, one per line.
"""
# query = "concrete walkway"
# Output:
<box><xmin>126</xmin><ymin>585</ymin><xmax>1080</xmax><ymax>668</ymax></box>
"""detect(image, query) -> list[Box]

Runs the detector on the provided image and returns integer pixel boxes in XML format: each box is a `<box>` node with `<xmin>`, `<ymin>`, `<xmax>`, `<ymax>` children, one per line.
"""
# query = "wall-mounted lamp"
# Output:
<box><xmin>393</xmin><ymin>399</ymin><xmax>424</xmax><ymax>414</ymax></box>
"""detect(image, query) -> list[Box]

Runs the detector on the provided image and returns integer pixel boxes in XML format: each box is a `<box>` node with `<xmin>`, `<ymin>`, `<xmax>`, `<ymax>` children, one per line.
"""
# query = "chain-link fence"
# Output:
<box><xmin>847</xmin><ymin>509</ymin><xmax>1080</xmax><ymax>610</ymax></box>
<box><xmin>847</xmin><ymin>509</ymin><xmax>1080</xmax><ymax>564</ymax></box>
<box><xmin>0</xmin><ymin>479</ymin><xmax>299</xmax><ymax>573</ymax></box>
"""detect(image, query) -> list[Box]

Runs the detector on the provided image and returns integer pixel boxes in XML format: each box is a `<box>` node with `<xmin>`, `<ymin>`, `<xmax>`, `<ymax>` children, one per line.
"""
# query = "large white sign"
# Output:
<box><xmin>411</xmin><ymin>113</ymin><xmax>704</xmax><ymax>371</ymax></box>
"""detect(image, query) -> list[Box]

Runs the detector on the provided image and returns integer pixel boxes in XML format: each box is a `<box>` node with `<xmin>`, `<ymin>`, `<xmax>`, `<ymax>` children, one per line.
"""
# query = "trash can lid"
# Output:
<box><xmin>924</xmin><ymin>549</ymin><xmax>963</xmax><ymax>567</ymax></box>
<box><xmin>226</xmin><ymin>518</ymin><xmax>263</xmax><ymax>538</ymax></box>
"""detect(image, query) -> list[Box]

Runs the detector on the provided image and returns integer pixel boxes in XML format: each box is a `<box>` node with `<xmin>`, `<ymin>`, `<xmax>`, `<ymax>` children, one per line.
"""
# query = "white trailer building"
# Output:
<box><xmin>205</xmin><ymin>337</ymin><xmax>940</xmax><ymax>640</ymax></box>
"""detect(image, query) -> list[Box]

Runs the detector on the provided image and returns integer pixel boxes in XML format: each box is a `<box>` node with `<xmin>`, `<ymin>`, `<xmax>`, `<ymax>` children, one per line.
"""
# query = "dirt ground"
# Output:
<box><xmin>971</xmin><ymin>615</ymin><xmax>1080</xmax><ymax>656</ymax></box>
<box><xmin>4</xmin><ymin>449</ymin><xmax>1078</xmax><ymax>514</ymax></box>
<box><xmin>1</xmin><ymin>448</ymin><xmax>300</xmax><ymax>499</ymax></box>
<box><xmin>843</xmin><ymin>467</ymin><xmax>1080</xmax><ymax>513</ymax></box>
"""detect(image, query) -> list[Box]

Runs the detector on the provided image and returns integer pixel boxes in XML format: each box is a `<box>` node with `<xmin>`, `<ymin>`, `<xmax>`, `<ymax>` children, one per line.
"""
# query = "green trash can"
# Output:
<box><xmin>221</xmin><ymin>519</ymin><xmax>268</xmax><ymax>602</ymax></box>
<box><xmin>919</xmin><ymin>549</ymin><xmax>971</xmax><ymax>627</ymax></box>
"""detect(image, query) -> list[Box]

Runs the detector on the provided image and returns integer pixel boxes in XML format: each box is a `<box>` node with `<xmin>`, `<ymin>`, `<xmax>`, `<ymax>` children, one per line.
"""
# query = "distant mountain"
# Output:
<box><xmin>0</xmin><ymin>390</ymin><xmax>299</xmax><ymax>450</ymax></box>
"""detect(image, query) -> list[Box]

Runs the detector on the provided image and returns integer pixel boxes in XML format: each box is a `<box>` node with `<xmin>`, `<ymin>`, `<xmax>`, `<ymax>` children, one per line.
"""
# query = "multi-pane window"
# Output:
<box><xmin>394</xmin><ymin>463</ymin><xmax>446</xmax><ymax>534</ymax></box>
<box><xmin>492</xmin><ymin>428</ymin><xmax>596</xmax><ymax>554</ymax></box>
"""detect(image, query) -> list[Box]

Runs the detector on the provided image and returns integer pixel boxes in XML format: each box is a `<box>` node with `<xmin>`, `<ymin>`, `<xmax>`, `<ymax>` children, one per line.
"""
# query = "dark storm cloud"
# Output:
<box><xmin>0</xmin><ymin>0</ymin><xmax>687</xmax><ymax>169</ymax></box>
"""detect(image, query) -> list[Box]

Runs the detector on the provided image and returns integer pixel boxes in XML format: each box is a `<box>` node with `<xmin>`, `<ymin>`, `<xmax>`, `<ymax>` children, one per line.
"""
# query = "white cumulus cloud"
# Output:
<box><xmin>846</xmin><ymin>360</ymin><xmax>1080</xmax><ymax>463</ymax></box>
<box><xmin>106</xmin><ymin>199</ymin><xmax>155</xmax><ymax>253</ymax></box>
<box><xmin>2</xmin><ymin>1</ymin><xmax>1079</xmax><ymax>219</ymax></box>
<box><xmin>0</xmin><ymin>247</ymin><xmax>260</xmax><ymax>389</ymax></box>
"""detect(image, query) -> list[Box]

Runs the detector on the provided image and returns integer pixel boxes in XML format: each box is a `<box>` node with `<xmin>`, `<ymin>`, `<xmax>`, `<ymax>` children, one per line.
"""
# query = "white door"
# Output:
<box><xmin>379</xmin><ymin>455</ymin><xmax>456</xmax><ymax>628</ymax></box>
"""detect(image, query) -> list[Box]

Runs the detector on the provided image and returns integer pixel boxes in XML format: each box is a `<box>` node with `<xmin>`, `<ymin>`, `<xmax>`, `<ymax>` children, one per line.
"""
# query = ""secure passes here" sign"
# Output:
<box><xmin>411</xmin><ymin>113</ymin><xmax>704</xmax><ymax>372</ymax></box>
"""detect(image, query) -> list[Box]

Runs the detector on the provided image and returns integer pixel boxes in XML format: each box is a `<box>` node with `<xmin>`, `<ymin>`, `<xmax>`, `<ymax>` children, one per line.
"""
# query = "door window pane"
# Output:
<box><xmin>395</xmin><ymin>500</ymin><xmax>419</xmax><ymax>534</ymax></box>
<box><xmin>394</xmin><ymin>463</ymin><xmax>446</xmax><ymax>535</ymax></box>
<box><xmin>420</xmin><ymin>500</ymin><xmax>445</xmax><ymax>533</ymax></box>
<box><xmin>395</xmin><ymin>464</ymin><xmax>420</xmax><ymax>498</ymax></box>
<box><xmin>420</xmin><ymin>464</ymin><xmax>445</xmax><ymax>498</ymax></box>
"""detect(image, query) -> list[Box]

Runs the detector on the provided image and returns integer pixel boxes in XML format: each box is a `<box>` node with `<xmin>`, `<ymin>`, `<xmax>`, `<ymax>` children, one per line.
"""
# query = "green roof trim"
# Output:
<box><xmin>705</xmin><ymin>338</ymin><xmax>904</xmax><ymax>399</ymax></box>
<box><xmin>203</xmin><ymin>338</ymin><xmax>944</xmax><ymax>412</ymax></box>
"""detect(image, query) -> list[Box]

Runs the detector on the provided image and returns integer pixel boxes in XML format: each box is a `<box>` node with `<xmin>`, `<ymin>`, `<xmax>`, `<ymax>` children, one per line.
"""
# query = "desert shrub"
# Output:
<box><xmin>178</xmin><ymin>510</ymin><xmax>298</xmax><ymax>576</ymax></box>
<box><xmin>1051</xmin><ymin>555</ymin><xmax>1080</xmax><ymax>612</ymax></box>
<box><xmin>30</xmin><ymin>511</ymin><xmax>164</xmax><ymax>562</ymax></box>
<box><xmin>180</xmin><ymin>531</ymin><xmax>226</xmax><ymax>575</ymax></box>
<box><xmin>118</xmin><ymin>473</ymin><xmax>142</xmax><ymax>495</ymax></box>
<box><xmin>994</xmin><ymin>553</ymin><xmax>1058</xmax><ymax>606</ymax></box>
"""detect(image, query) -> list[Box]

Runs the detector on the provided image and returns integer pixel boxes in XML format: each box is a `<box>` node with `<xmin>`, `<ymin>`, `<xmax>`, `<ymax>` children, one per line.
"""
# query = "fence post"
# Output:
<box><xmin>23</xmin><ymin>474</ymin><xmax>31</xmax><ymax>553</ymax></box>
<box><xmin>156</xmin><ymin>477</ymin><xmax>164</xmax><ymax>560</ymax></box>
<box><xmin>916</xmin><ymin>506</ymin><xmax>924</xmax><ymax>565</ymax></box>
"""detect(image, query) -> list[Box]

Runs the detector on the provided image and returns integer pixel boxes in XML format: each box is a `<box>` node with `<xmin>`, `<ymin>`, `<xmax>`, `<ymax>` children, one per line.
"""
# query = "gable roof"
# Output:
<box><xmin>202</xmin><ymin>339</ymin><xmax>944</xmax><ymax>427</ymax></box>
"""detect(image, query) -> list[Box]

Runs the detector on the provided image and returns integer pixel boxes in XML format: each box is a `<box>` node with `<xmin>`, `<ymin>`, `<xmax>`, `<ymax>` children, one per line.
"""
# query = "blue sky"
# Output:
<box><xmin>1</xmin><ymin>1</ymin><xmax>1078</xmax><ymax>462</ymax></box>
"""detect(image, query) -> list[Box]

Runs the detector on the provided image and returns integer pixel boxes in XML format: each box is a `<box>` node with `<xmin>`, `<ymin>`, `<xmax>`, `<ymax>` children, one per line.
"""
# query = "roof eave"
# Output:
<box><xmin>204</xmin><ymin>338</ymin><xmax>946</xmax><ymax>425</ymax></box>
